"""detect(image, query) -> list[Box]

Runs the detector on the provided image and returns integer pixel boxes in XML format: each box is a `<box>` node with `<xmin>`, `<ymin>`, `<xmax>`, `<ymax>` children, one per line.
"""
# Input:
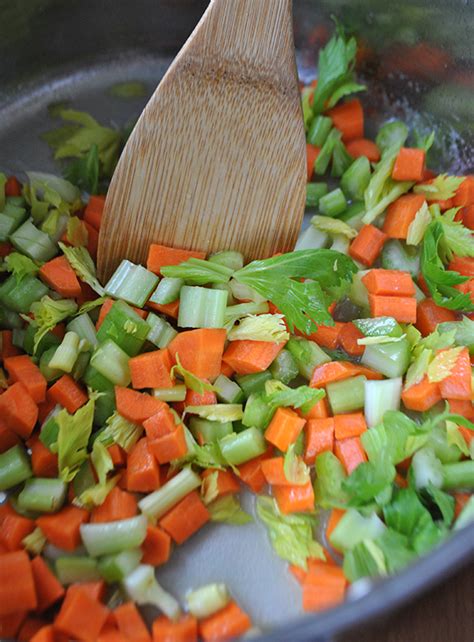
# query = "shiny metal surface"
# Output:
<box><xmin>0</xmin><ymin>1</ymin><xmax>473</xmax><ymax>640</ymax></box>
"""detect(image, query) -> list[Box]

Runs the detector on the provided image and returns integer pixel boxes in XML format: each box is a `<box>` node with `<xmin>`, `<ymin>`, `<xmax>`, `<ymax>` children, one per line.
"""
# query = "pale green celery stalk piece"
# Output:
<box><xmin>17</xmin><ymin>478</ymin><xmax>67</xmax><ymax>513</ymax></box>
<box><xmin>98</xmin><ymin>548</ymin><xmax>143</xmax><ymax>583</ymax></box>
<box><xmin>56</xmin><ymin>556</ymin><xmax>101</xmax><ymax>584</ymax></box>
<box><xmin>178</xmin><ymin>286</ymin><xmax>227</xmax><ymax>329</ymax></box>
<box><xmin>364</xmin><ymin>378</ymin><xmax>402</xmax><ymax>428</ymax></box>
<box><xmin>219</xmin><ymin>427</ymin><xmax>266</xmax><ymax>465</ymax></box>
<box><xmin>90</xmin><ymin>339</ymin><xmax>131</xmax><ymax>386</ymax></box>
<box><xmin>361</xmin><ymin>339</ymin><xmax>411</xmax><ymax>378</ymax></box>
<box><xmin>186</xmin><ymin>583</ymin><xmax>230</xmax><ymax>619</ymax></box>
<box><xmin>67</xmin><ymin>313</ymin><xmax>98</xmax><ymax>347</ymax></box>
<box><xmin>0</xmin><ymin>445</ymin><xmax>32</xmax><ymax>491</ymax></box>
<box><xmin>10</xmin><ymin>219</ymin><xmax>58</xmax><ymax>262</ymax></box>
<box><xmin>80</xmin><ymin>515</ymin><xmax>148</xmax><ymax>557</ymax></box>
<box><xmin>146</xmin><ymin>313</ymin><xmax>177</xmax><ymax>349</ymax></box>
<box><xmin>138</xmin><ymin>468</ymin><xmax>202</xmax><ymax>520</ymax></box>
<box><xmin>149</xmin><ymin>277</ymin><xmax>183</xmax><ymax>305</ymax></box>
<box><xmin>305</xmin><ymin>183</ymin><xmax>329</xmax><ymax>209</ymax></box>
<box><xmin>318</xmin><ymin>188</ymin><xmax>347</xmax><ymax>217</ymax></box>
<box><xmin>295</xmin><ymin>224</ymin><xmax>328</xmax><ymax>250</ymax></box>
<box><xmin>412</xmin><ymin>447</ymin><xmax>444</xmax><ymax>489</ymax></box>
<box><xmin>105</xmin><ymin>259</ymin><xmax>159</xmax><ymax>308</ymax></box>
<box><xmin>330</xmin><ymin>508</ymin><xmax>386</xmax><ymax>552</ymax></box>
<box><xmin>189</xmin><ymin>417</ymin><xmax>233</xmax><ymax>443</ymax></box>
<box><xmin>49</xmin><ymin>331</ymin><xmax>81</xmax><ymax>373</ymax></box>
<box><xmin>123</xmin><ymin>564</ymin><xmax>181</xmax><ymax>621</ymax></box>
<box><xmin>286</xmin><ymin>337</ymin><xmax>330</xmax><ymax>380</ymax></box>
<box><xmin>228</xmin><ymin>279</ymin><xmax>267</xmax><ymax>304</ymax></box>
<box><xmin>152</xmin><ymin>385</ymin><xmax>187</xmax><ymax>402</ymax></box>
<box><xmin>213</xmin><ymin>374</ymin><xmax>244</xmax><ymax>404</ymax></box>
<box><xmin>442</xmin><ymin>460</ymin><xmax>474</xmax><ymax>490</ymax></box>
<box><xmin>326</xmin><ymin>376</ymin><xmax>366</xmax><ymax>414</ymax></box>
<box><xmin>209</xmin><ymin>250</ymin><xmax>244</xmax><ymax>271</ymax></box>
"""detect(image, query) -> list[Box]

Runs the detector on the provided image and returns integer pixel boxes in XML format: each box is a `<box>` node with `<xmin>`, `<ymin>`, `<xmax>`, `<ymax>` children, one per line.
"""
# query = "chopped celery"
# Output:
<box><xmin>318</xmin><ymin>188</ymin><xmax>347</xmax><ymax>217</ymax></box>
<box><xmin>455</xmin><ymin>496</ymin><xmax>474</xmax><ymax>530</ymax></box>
<box><xmin>349</xmin><ymin>270</ymin><xmax>370</xmax><ymax>309</ymax></box>
<box><xmin>269</xmin><ymin>349</ymin><xmax>299</xmax><ymax>385</ymax></box>
<box><xmin>305</xmin><ymin>183</ymin><xmax>329</xmax><ymax>208</ymax></box>
<box><xmin>235</xmin><ymin>371</ymin><xmax>273</xmax><ymax>397</ymax></box>
<box><xmin>381</xmin><ymin>240</ymin><xmax>420</xmax><ymax>278</ymax></box>
<box><xmin>39</xmin><ymin>407</ymin><xmax>61</xmax><ymax>449</ymax></box>
<box><xmin>80</xmin><ymin>515</ymin><xmax>148</xmax><ymax>557</ymax></box>
<box><xmin>376</xmin><ymin>120</ymin><xmax>408</xmax><ymax>152</ymax></box>
<box><xmin>97</xmin><ymin>300</ymin><xmax>150</xmax><ymax>356</ymax></box>
<box><xmin>98</xmin><ymin>548</ymin><xmax>142</xmax><ymax>583</ymax></box>
<box><xmin>361</xmin><ymin>338</ymin><xmax>411</xmax><ymax>378</ymax></box>
<box><xmin>338</xmin><ymin>202</ymin><xmax>365</xmax><ymax>228</ymax></box>
<box><xmin>67</xmin><ymin>313</ymin><xmax>98</xmax><ymax>348</ymax></box>
<box><xmin>105</xmin><ymin>260</ymin><xmax>159</xmax><ymax>308</ymax></box>
<box><xmin>56</xmin><ymin>556</ymin><xmax>101</xmax><ymax>584</ymax></box>
<box><xmin>0</xmin><ymin>305</ymin><xmax>23</xmax><ymax>330</ymax></box>
<box><xmin>428</xmin><ymin>424</ymin><xmax>463</xmax><ymax>464</ymax></box>
<box><xmin>11</xmin><ymin>328</ymin><xmax>25</xmax><ymax>348</ymax></box>
<box><xmin>150</xmin><ymin>277</ymin><xmax>183</xmax><ymax>305</ymax></box>
<box><xmin>340</xmin><ymin>156</ymin><xmax>371</xmax><ymax>201</ymax></box>
<box><xmin>295</xmin><ymin>224</ymin><xmax>328</xmax><ymax>250</ymax></box>
<box><xmin>123</xmin><ymin>565</ymin><xmax>181</xmax><ymax>620</ymax></box>
<box><xmin>73</xmin><ymin>460</ymin><xmax>96</xmax><ymax>498</ymax></box>
<box><xmin>209</xmin><ymin>250</ymin><xmax>244</xmax><ymax>271</ymax></box>
<box><xmin>228</xmin><ymin>280</ymin><xmax>267</xmax><ymax>304</ymax></box>
<box><xmin>439</xmin><ymin>317</ymin><xmax>474</xmax><ymax>355</ymax></box>
<box><xmin>146</xmin><ymin>313</ymin><xmax>177</xmax><ymax>349</ymax></box>
<box><xmin>0</xmin><ymin>273</ymin><xmax>49</xmax><ymax>313</ymax></box>
<box><xmin>23</xmin><ymin>324</ymin><xmax>61</xmax><ymax>357</ymax></box>
<box><xmin>242</xmin><ymin>393</ymin><xmax>274</xmax><ymax>430</ymax></box>
<box><xmin>364</xmin><ymin>378</ymin><xmax>402</xmax><ymax>428</ymax></box>
<box><xmin>10</xmin><ymin>219</ymin><xmax>58</xmax><ymax>261</ymax></box>
<box><xmin>153</xmin><ymin>385</ymin><xmax>187</xmax><ymax>402</ymax></box>
<box><xmin>314</xmin><ymin>451</ymin><xmax>347</xmax><ymax>508</ymax></box>
<box><xmin>0</xmin><ymin>445</ymin><xmax>32</xmax><ymax>491</ymax></box>
<box><xmin>17</xmin><ymin>478</ymin><xmax>67</xmax><ymax>513</ymax></box>
<box><xmin>442</xmin><ymin>460</ymin><xmax>474</xmax><ymax>490</ymax></box>
<box><xmin>0</xmin><ymin>212</ymin><xmax>19</xmax><ymax>241</ymax></box>
<box><xmin>211</xmin><ymin>282</ymin><xmax>234</xmax><ymax>306</ymax></box>
<box><xmin>138</xmin><ymin>467</ymin><xmax>202</xmax><ymax>520</ymax></box>
<box><xmin>178</xmin><ymin>286</ymin><xmax>227</xmax><ymax>328</ymax></box>
<box><xmin>186</xmin><ymin>583</ymin><xmax>230</xmax><ymax>619</ymax></box>
<box><xmin>286</xmin><ymin>337</ymin><xmax>330</xmax><ymax>379</ymax></box>
<box><xmin>224</xmin><ymin>301</ymin><xmax>269</xmax><ymax>323</ymax></box>
<box><xmin>354</xmin><ymin>316</ymin><xmax>403</xmax><ymax>337</ymax></box>
<box><xmin>219</xmin><ymin>427</ymin><xmax>266</xmax><ymax>465</ymax></box>
<box><xmin>411</xmin><ymin>447</ymin><xmax>444</xmax><ymax>489</ymax></box>
<box><xmin>71</xmin><ymin>350</ymin><xmax>91</xmax><ymax>381</ymax></box>
<box><xmin>189</xmin><ymin>417</ymin><xmax>233</xmax><ymax>443</ymax></box>
<box><xmin>90</xmin><ymin>339</ymin><xmax>131</xmax><ymax>386</ymax></box>
<box><xmin>326</xmin><ymin>375</ymin><xmax>366</xmax><ymax>414</ymax></box>
<box><xmin>330</xmin><ymin>234</ymin><xmax>350</xmax><ymax>254</ymax></box>
<box><xmin>307</xmin><ymin>115</ymin><xmax>332</xmax><ymax>147</ymax></box>
<box><xmin>330</xmin><ymin>509</ymin><xmax>386</xmax><ymax>552</ymax></box>
<box><xmin>48</xmin><ymin>331</ymin><xmax>81</xmax><ymax>373</ymax></box>
<box><xmin>213</xmin><ymin>374</ymin><xmax>244</xmax><ymax>404</ymax></box>
<box><xmin>39</xmin><ymin>347</ymin><xmax>63</xmax><ymax>383</ymax></box>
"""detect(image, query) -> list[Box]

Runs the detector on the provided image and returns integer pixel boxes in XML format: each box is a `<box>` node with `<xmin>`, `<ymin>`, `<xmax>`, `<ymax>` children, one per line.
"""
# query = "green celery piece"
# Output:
<box><xmin>23</xmin><ymin>323</ymin><xmax>61</xmax><ymax>357</ymax></box>
<box><xmin>81</xmin><ymin>515</ymin><xmax>148</xmax><ymax>557</ymax></box>
<box><xmin>39</xmin><ymin>346</ymin><xmax>63</xmax><ymax>382</ymax></box>
<box><xmin>376</xmin><ymin>121</ymin><xmax>408</xmax><ymax>152</ymax></box>
<box><xmin>354</xmin><ymin>317</ymin><xmax>403</xmax><ymax>337</ymax></box>
<box><xmin>139</xmin><ymin>468</ymin><xmax>202</xmax><ymax>520</ymax></box>
<box><xmin>105</xmin><ymin>260</ymin><xmax>159</xmax><ymax>308</ymax></box>
<box><xmin>364</xmin><ymin>378</ymin><xmax>402</xmax><ymax>428</ymax></box>
<box><xmin>439</xmin><ymin>317</ymin><xmax>474</xmax><ymax>355</ymax></box>
<box><xmin>56</xmin><ymin>557</ymin><xmax>101</xmax><ymax>584</ymax></box>
<box><xmin>149</xmin><ymin>277</ymin><xmax>182</xmax><ymax>305</ymax></box>
<box><xmin>209</xmin><ymin>250</ymin><xmax>244</xmax><ymax>272</ymax></box>
<box><xmin>0</xmin><ymin>212</ymin><xmax>18</xmax><ymax>241</ymax></box>
<box><xmin>305</xmin><ymin>183</ymin><xmax>328</xmax><ymax>208</ymax></box>
<box><xmin>152</xmin><ymin>386</ymin><xmax>186</xmax><ymax>403</ymax></box>
<box><xmin>0</xmin><ymin>446</ymin><xmax>32</xmax><ymax>491</ymax></box>
<box><xmin>326</xmin><ymin>375</ymin><xmax>366</xmax><ymax>414</ymax></box>
<box><xmin>178</xmin><ymin>286</ymin><xmax>227</xmax><ymax>329</ymax></box>
<box><xmin>318</xmin><ymin>188</ymin><xmax>347</xmax><ymax>218</ymax></box>
<box><xmin>442</xmin><ymin>460</ymin><xmax>474</xmax><ymax>490</ymax></box>
<box><xmin>146</xmin><ymin>313</ymin><xmax>177</xmax><ymax>349</ymax></box>
<box><xmin>340</xmin><ymin>156</ymin><xmax>371</xmax><ymax>201</ymax></box>
<box><xmin>361</xmin><ymin>339</ymin><xmax>411</xmax><ymax>378</ymax></box>
<box><xmin>242</xmin><ymin>393</ymin><xmax>274</xmax><ymax>430</ymax></box>
<box><xmin>330</xmin><ymin>509</ymin><xmax>386</xmax><ymax>552</ymax></box>
<box><xmin>213</xmin><ymin>374</ymin><xmax>244</xmax><ymax>404</ymax></box>
<box><xmin>67</xmin><ymin>313</ymin><xmax>98</xmax><ymax>348</ymax></box>
<box><xmin>219</xmin><ymin>428</ymin><xmax>266</xmax><ymax>465</ymax></box>
<box><xmin>188</xmin><ymin>417</ymin><xmax>233</xmax><ymax>444</ymax></box>
<box><xmin>10</xmin><ymin>219</ymin><xmax>58</xmax><ymax>262</ymax></box>
<box><xmin>376</xmin><ymin>529</ymin><xmax>414</xmax><ymax>574</ymax></box>
<box><xmin>0</xmin><ymin>273</ymin><xmax>49</xmax><ymax>313</ymax></box>
<box><xmin>381</xmin><ymin>240</ymin><xmax>420</xmax><ymax>278</ymax></box>
<box><xmin>98</xmin><ymin>548</ymin><xmax>142</xmax><ymax>583</ymax></box>
<box><xmin>343</xmin><ymin>540</ymin><xmax>387</xmax><ymax>582</ymax></box>
<box><xmin>17</xmin><ymin>478</ymin><xmax>67</xmax><ymax>513</ymax></box>
<box><xmin>235</xmin><ymin>371</ymin><xmax>273</xmax><ymax>397</ymax></box>
<box><xmin>97</xmin><ymin>299</ymin><xmax>150</xmax><ymax>356</ymax></box>
<box><xmin>286</xmin><ymin>336</ymin><xmax>330</xmax><ymax>380</ymax></box>
<box><xmin>90</xmin><ymin>339</ymin><xmax>131</xmax><ymax>386</ymax></box>
<box><xmin>307</xmin><ymin>115</ymin><xmax>332</xmax><ymax>147</ymax></box>
<box><xmin>269</xmin><ymin>349</ymin><xmax>299</xmax><ymax>385</ymax></box>
<box><xmin>0</xmin><ymin>306</ymin><xmax>23</xmax><ymax>330</ymax></box>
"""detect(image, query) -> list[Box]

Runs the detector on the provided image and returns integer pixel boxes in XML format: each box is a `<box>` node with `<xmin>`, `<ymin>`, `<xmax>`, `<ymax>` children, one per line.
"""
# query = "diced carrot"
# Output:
<box><xmin>152</xmin><ymin>615</ymin><xmax>198</xmax><ymax>642</ymax></box>
<box><xmin>146</xmin><ymin>299</ymin><xmax>180</xmax><ymax>319</ymax></box>
<box><xmin>220</xmin><ymin>361</ymin><xmax>234</xmax><ymax>378</ymax></box>
<box><xmin>415</xmin><ymin>298</ymin><xmax>457</xmax><ymax>336</ymax></box>
<box><xmin>368</xmin><ymin>294</ymin><xmax>417</xmax><ymax>323</ymax></box>
<box><xmin>199</xmin><ymin>602</ymin><xmax>251</xmax><ymax>642</ymax></box>
<box><xmin>159</xmin><ymin>491</ymin><xmax>210</xmax><ymax>544</ymax></box>
<box><xmin>298</xmin><ymin>397</ymin><xmax>330</xmax><ymax>419</ymax></box>
<box><xmin>146</xmin><ymin>244</ymin><xmax>206</xmax><ymax>275</ymax></box>
<box><xmin>304</xmin><ymin>418</ymin><xmax>334</xmax><ymax>465</ymax></box>
<box><xmin>0</xmin><ymin>612</ymin><xmax>27</xmax><ymax>639</ymax></box>
<box><xmin>143</xmin><ymin>405</ymin><xmax>177</xmax><ymax>439</ymax></box>
<box><xmin>5</xmin><ymin>176</ymin><xmax>22</xmax><ymax>196</ymax></box>
<box><xmin>402</xmin><ymin>376</ymin><xmax>442</xmax><ymax>411</ymax></box>
<box><xmin>392</xmin><ymin>147</ymin><xmax>425</xmax><ymax>181</ymax></box>
<box><xmin>454</xmin><ymin>278</ymin><xmax>474</xmax><ymax>304</ymax></box>
<box><xmin>461</xmin><ymin>204</ymin><xmax>474</xmax><ymax>230</ymax></box>
<box><xmin>1</xmin><ymin>513</ymin><xmax>35</xmax><ymax>551</ymax></box>
<box><xmin>453</xmin><ymin>492</ymin><xmax>471</xmax><ymax>519</ymax></box>
<box><xmin>383</xmin><ymin>193</ymin><xmax>425</xmax><ymax>239</ymax></box>
<box><xmin>29</xmin><ymin>625</ymin><xmax>57</xmax><ymax>642</ymax></box>
<box><xmin>338</xmin><ymin>322</ymin><xmax>365</xmax><ymax>357</ymax></box>
<box><xmin>439</xmin><ymin>347</ymin><xmax>472</xmax><ymax>400</ymax></box>
<box><xmin>39</xmin><ymin>255</ymin><xmax>82</xmax><ymax>298</ymax></box>
<box><xmin>362</xmin><ymin>269</ymin><xmax>415</xmax><ymax>297</ymax></box>
<box><xmin>201</xmin><ymin>469</ymin><xmax>240</xmax><ymax>497</ymax></box>
<box><xmin>18</xmin><ymin>616</ymin><xmax>48</xmax><ymax>642</ymax></box>
<box><xmin>84</xmin><ymin>222</ymin><xmax>99</xmax><ymax>260</ymax></box>
<box><xmin>84</xmin><ymin>195</ymin><xmax>106</xmax><ymax>231</ymax></box>
<box><xmin>327</xmin><ymin>99</ymin><xmax>364</xmax><ymax>142</ymax></box>
<box><xmin>334</xmin><ymin>437</ymin><xmax>367</xmax><ymax>474</ymax></box>
<box><xmin>31</xmin><ymin>556</ymin><xmax>65</xmax><ymax>613</ymax></box>
<box><xmin>55</xmin><ymin>587</ymin><xmax>109</xmax><ymax>642</ymax></box>
<box><xmin>185</xmin><ymin>387</ymin><xmax>217</xmax><ymax>406</ymax></box>
<box><xmin>90</xmin><ymin>487</ymin><xmax>138</xmax><ymax>523</ymax></box>
<box><xmin>448</xmin><ymin>255</ymin><xmax>474</xmax><ymax>278</ymax></box>
<box><xmin>108</xmin><ymin>444</ymin><xmax>126</xmax><ymax>467</ymax></box>
<box><xmin>273</xmin><ymin>481</ymin><xmax>315</xmax><ymax>514</ymax></box>
<box><xmin>29</xmin><ymin>435</ymin><xmax>58</xmax><ymax>478</ymax></box>
<box><xmin>96</xmin><ymin>298</ymin><xmax>114</xmax><ymax>330</ymax></box>
<box><xmin>447</xmin><ymin>399</ymin><xmax>474</xmax><ymax>421</ymax></box>
<box><xmin>453</xmin><ymin>176</ymin><xmax>474</xmax><ymax>207</ymax></box>
<box><xmin>97</xmin><ymin>626</ymin><xmax>127</xmax><ymax>642</ymax></box>
<box><xmin>0</xmin><ymin>241</ymin><xmax>13</xmax><ymax>259</ymax></box>
<box><xmin>265</xmin><ymin>407</ymin><xmax>306</xmax><ymax>452</ymax></box>
<box><xmin>349</xmin><ymin>224</ymin><xmax>387</xmax><ymax>266</ymax></box>
<box><xmin>0</xmin><ymin>551</ymin><xmax>37</xmax><ymax>615</ymax></box>
<box><xmin>325</xmin><ymin>508</ymin><xmax>346</xmax><ymax>550</ymax></box>
<box><xmin>0</xmin><ymin>381</ymin><xmax>38</xmax><ymax>438</ymax></box>
<box><xmin>306</xmin><ymin>143</ymin><xmax>320</xmax><ymax>180</ymax></box>
<box><xmin>168</xmin><ymin>329</ymin><xmax>226</xmax><ymax>380</ymax></box>
<box><xmin>310</xmin><ymin>360</ymin><xmax>381</xmax><ymax>388</ymax></box>
<box><xmin>37</xmin><ymin>397</ymin><xmax>57</xmax><ymax>425</ymax></box>
<box><xmin>114</xmin><ymin>602</ymin><xmax>151</xmax><ymax>642</ymax></box>
<box><xmin>115</xmin><ymin>386</ymin><xmax>165</xmax><ymax>424</ymax></box>
<box><xmin>346</xmin><ymin>138</ymin><xmax>380</xmax><ymax>162</ymax></box>
<box><xmin>4</xmin><ymin>355</ymin><xmax>47</xmax><ymax>404</ymax></box>
<box><xmin>37</xmin><ymin>505</ymin><xmax>89</xmax><ymax>551</ymax></box>
<box><xmin>334</xmin><ymin>412</ymin><xmax>367</xmax><ymax>440</ymax></box>
<box><xmin>0</xmin><ymin>501</ymin><xmax>15</xmax><ymax>523</ymax></box>
<box><xmin>47</xmin><ymin>375</ymin><xmax>88</xmax><ymax>414</ymax></box>
<box><xmin>148</xmin><ymin>424</ymin><xmax>188</xmax><ymax>464</ymax></box>
<box><xmin>222</xmin><ymin>340</ymin><xmax>285</xmax><ymax>375</ymax></box>
<box><xmin>129</xmin><ymin>349</ymin><xmax>174</xmax><ymax>389</ymax></box>
<box><xmin>302</xmin><ymin>564</ymin><xmax>346</xmax><ymax>611</ymax></box>
<box><xmin>1</xmin><ymin>329</ymin><xmax>20</xmax><ymax>358</ymax></box>
<box><xmin>0</xmin><ymin>420</ymin><xmax>20</xmax><ymax>453</ymax></box>
<box><xmin>261</xmin><ymin>457</ymin><xmax>292</xmax><ymax>486</ymax></box>
<box><xmin>309</xmin><ymin>322</ymin><xmax>344</xmax><ymax>350</ymax></box>
<box><xmin>237</xmin><ymin>449</ymin><xmax>272</xmax><ymax>493</ymax></box>
<box><xmin>126</xmin><ymin>438</ymin><xmax>160</xmax><ymax>493</ymax></box>
<box><xmin>67</xmin><ymin>581</ymin><xmax>106</xmax><ymax>603</ymax></box>
<box><xmin>141</xmin><ymin>526</ymin><xmax>171</xmax><ymax>567</ymax></box>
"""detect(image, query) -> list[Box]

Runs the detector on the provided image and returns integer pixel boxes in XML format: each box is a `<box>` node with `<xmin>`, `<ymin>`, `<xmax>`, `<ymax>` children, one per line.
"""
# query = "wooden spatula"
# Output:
<box><xmin>97</xmin><ymin>0</ymin><xmax>306</xmax><ymax>281</ymax></box>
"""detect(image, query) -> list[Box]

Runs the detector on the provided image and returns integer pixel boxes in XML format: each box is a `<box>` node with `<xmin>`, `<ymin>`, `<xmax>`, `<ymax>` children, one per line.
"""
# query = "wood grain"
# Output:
<box><xmin>98</xmin><ymin>0</ymin><xmax>306</xmax><ymax>281</ymax></box>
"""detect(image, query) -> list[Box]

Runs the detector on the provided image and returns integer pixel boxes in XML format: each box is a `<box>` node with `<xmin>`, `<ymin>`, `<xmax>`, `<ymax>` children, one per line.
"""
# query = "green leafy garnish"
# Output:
<box><xmin>343</xmin><ymin>460</ymin><xmax>396</xmax><ymax>507</ymax></box>
<box><xmin>406</xmin><ymin>200</ymin><xmax>431</xmax><ymax>246</ymax></box>
<box><xmin>59</xmin><ymin>242</ymin><xmax>105</xmax><ymax>295</ymax></box>
<box><xmin>208</xmin><ymin>495</ymin><xmax>252</xmax><ymax>525</ymax></box>
<box><xmin>5</xmin><ymin>252</ymin><xmax>39</xmax><ymax>282</ymax></box>
<box><xmin>66</xmin><ymin>216</ymin><xmax>89</xmax><ymax>247</ymax></box>
<box><xmin>73</xmin><ymin>439</ymin><xmax>117</xmax><ymax>508</ymax></box>
<box><xmin>263</xmin><ymin>380</ymin><xmax>325</xmax><ymax>414</ymax></box>
<box><xmin>434</xmin><ymin>208</ymin><xmax>474</xmax><ymax>260</ymax></box>
<box><xmin>57</xmin><ymin>398</ymin><xmax>95</xmax><ymax>482</ymax></box>
<box><xmin>64</xmin><ymin>144</ymin><xmax>100</xmax><ymax>194</ymax></box>
<box><xmin>76</xmin><ymin>296</ymin><xmax>107</xmax><ymax>315</ymax></box>
<box><xmin>171</xmin><ymin>354</ymin><xmax>215</xmax><ymax>395</ymax></box>
<box><xmin>109</xmin><ymin>81</ymin><xmax>148</xmax><ymax>98</ymax></box>
<box><xmin>29</xmin><ymin>296</ymin><xmax>78</xmax><ymax>354</ymax></box>
<box><xmin>98</xmin><ymin>411</ymin><xmax>143</xmax><ymax>453</ymax></box>
<box><xmin>256</xmin><ymin>496</ymin><xmax>323</xmax><ymax>570</ymax></box>
<box><xmin>413</xmin><ymin>174</ymin><xmax>464</xmax><ymax>201</ymax></box>
<box><xmin>161</xmin><ymin>258</ymin><xmax>233</xmax><ymax>285</ymax></box>
<box><xmin>227</xmin><ymin>314</ymin><xmax>289</xmax><ymax>343</ymax></box>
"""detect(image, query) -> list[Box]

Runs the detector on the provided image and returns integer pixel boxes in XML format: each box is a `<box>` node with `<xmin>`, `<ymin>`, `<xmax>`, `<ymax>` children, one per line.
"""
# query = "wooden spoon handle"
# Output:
<box><xmin>181</xmin><ymin>0</ymin><xmax>295</xmax><ymax>87</ymax></box>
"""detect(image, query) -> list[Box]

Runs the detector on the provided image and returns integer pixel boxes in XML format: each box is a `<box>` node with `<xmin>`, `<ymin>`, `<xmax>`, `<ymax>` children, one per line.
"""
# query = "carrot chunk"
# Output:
<box><xmin>29</xmin><ymin>435</ymin><xmax>58</xmax><ymax>478</ymax></box>
<box><xmin>168</xmin><ymin>329</ymin><xmax>226</xmax><ymax>380</ymax></box>
<box><xmin>4</xmin><ymin>355</ymin><xmax>47</xmax><ymax>404</ymax></box>
<box><xmin>147</xmin><ymin>244</ymin><xmax>206</xmax><ymax>275</ymax></box>
<box><xmin>453</xmin><ymin>176</ymin><xmax>474</xmax><ymax>207</ymax></box>
<box><xmin>439</xmin><ymin>347</ymin><xmax>472</xmax><ymax>400</ymax></box>
<box><xmin>159</xmin><ymin>491</ymin><xmax>210</xmax><ymax>544</ymax></box>
<box><xmin>152</xmin><ymin>614</ymin><xmax>198</xmax><ymax>642</ymax></box>
<box><xmin>415</xmin><ymin>298</ymin><xmax>456</xmax><ymax>336</ymax></box>
<box><xmin>327</xmin><ymin>98</ymin><xmax>364</xmax><ymax>142</ymax></box>
<box><xmin>392</xmin><ymin>147</ymin><xmax>425</xmax><ymax>181</ymax></box>
<box><xmin>334</xmin><ymin>412</ymin><xmax>367</xmax><ymax>440</ymax></box>
<box><xmin>129</xmin><ymin>349</ymin><xmax>174</xmax><ymax>389</ymax></box>
<box><xmin>362</xmin><ymin>269</ymin><xmax>415</xmax><ymax>297</ymax></box>
<box><xmin>39</xmin><ymin>255</ymin><xmax>82</xmax><ymax>298</ymax></box>
<box><xmin>126</xmin><ymin>438</ymin><xmax>160</xmax><ymax>493</ymax></box>
<box><xmin>302</xmin><ymin>565</ymin><xmax>347</xmax><ymax>612</ymax></box>
<box><xmin>0</xmin><ymin>382</ymin><xmax>38</xmax><ymax>438</ymax></box>
<box><xmin>141</xmin><ymin>526</ymin><xmax>171</xmax><ymax>567</ymax></box>
<box><xmin>383</xmin><ymin>193</ymin><xmax>426</xmax><ymax>239</ymax></box>
<box><xmin>306</xmin><ymin>143</ymin><xmax>320</xmax><ymax>180</ymax></box>
<box><xmin>368</xmin><ymin>294</ymin><xmax>417</xmax><ymax>323</ymax></box>
<box><xmin>349</xmin><ymin>224</ymin><xmax>387</xmax><ymax>266</ymax></box>
<box><xmin>0</xmin><ymin>551</ymin><xmax>37</xmax><ymax>616</ymax></box>
<box><xmin>91</xmin><ymin>487</ymin><xmax>137</xmax><ymax>523</ymax></box>
<box><xmin>47</xmin><ymin>374</ymin><xmax>88</xmax><ymax>414</ymax></box>
<box><xmin>31</xmin><ymin>556</ymin><xmax>65</xmax><ymax>613</ymax></box>
<box><xmin>201</xmin><ymin>469</ymin><xmax>240</xmax><ymax>497</ymax></box>
<box><xmin>264</xmin><ymin>407</ymin><xmax>306</xmax><ymax>452</ymax></box>
<box><xmin>143</xmin><ymin>405</ymin><xmax>177</xmax><ymax>439</ymax></box>
<box><xmin>334</xmin><ymin>437</ymin><xmax>367</xmax><ymax>474</ymax></box>
<box><xmin>346</xmin><ymin>138</ymin><xmax>380</xmax><ymax>162</ymax></box>
<box><xmin>148</xmin><ymin>424</ymin><xmax>187</xmax><ymax>464</ymax></box>
<box><xmin>37</xmin><ymin>506</ymin><xmax>89</xmax><ymax>551</ymax></box>
<box><xmin>338</xmin><ymin>322</ymin><xmax>365</xmax><ymax>357</ymax></box>
<box><xmin>199</xmin><ymin>602</ymin><xmax>251</xmax><ymax>642</ymax></box>
<box><xmin>115</xmin><ymin>386</ymin><xmax>165</xmax><ymax>424</ymax></box>
<box><xmin>114</xmin><ymin>602</ymin><xmax>151</xmax><ymax>642</ymax></box>
<box><xmin>1</xmin><ymin>513</ymin><xmax>35</xmax><ymax>551</ymax></box>
<box><xmin>402</xmin><ymin>376</ymin><xmax>442</xmax><ymax>411</ymax></box>
<box><xmin>55</xmin><ymin>588</ymin><xmax>109</xmax><ymax>642</ymax></box>
<box><xmin>273</xmin><ymin>481</ymin><xmax>315</xmax><ymax>514</ymax></box>
<box><xmin>304</xmin><ymin>418</ymin><xmax>335</xmax><ymax>465</ymax></box>
<box><xmin>83</xmin><ymin>195</ymin><xmax>106</xmax><ymax>231</ymax></box>
<box><xmin>222</xmin><ymin>340</ymin><xmax>285</xmax><ymax>375</ymax></box>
